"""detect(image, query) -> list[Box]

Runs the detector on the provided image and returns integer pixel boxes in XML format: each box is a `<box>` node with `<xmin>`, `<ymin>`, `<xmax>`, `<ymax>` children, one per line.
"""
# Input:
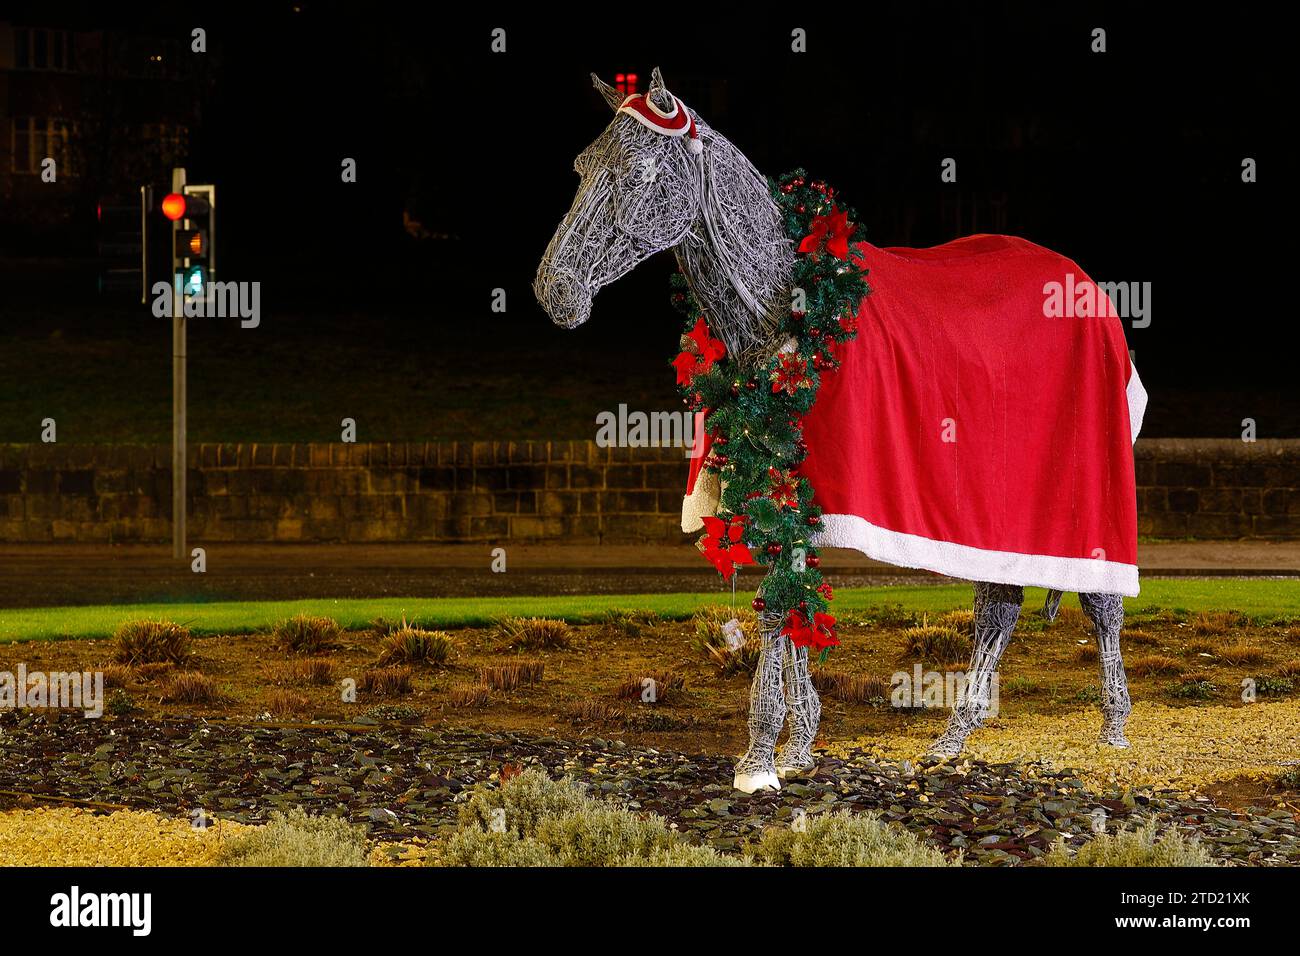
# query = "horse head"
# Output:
<box><xmin>534</xmin><ymin>67</ymin><xmax>705</xmax><ymax>330</ymax></box>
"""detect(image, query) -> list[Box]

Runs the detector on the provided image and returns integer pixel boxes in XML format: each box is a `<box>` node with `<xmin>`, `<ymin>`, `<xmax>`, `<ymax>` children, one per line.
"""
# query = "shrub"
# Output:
<box><xmin>1192</xmin><ymin>611</ymin><xmax>1247</xmax><ymax>636</ymax></box>
<box><xmin>691</xmin><ymin>605</ymin><xmax>760</xmax><ymax>676</ymax></box>
<box><xmin>277</xmin><ymin>657</ymin><xmax>335</xmax><ymax>686</ymax></box>
<box><xmin>1052</xmin><ymin>606</ymin><xmax>1089</xmax><ymax>630</ymax></box>
<box><xmin>1130</xmin><ymin>654</ymin><xmax>1183</xmax><ymax>677</ymax></box>
<box><xmin>619</xmin><ymin>843</ymin><xmax>750</xmax><ymax>867</ymax></box>
<box><xmin>1275</xmin><ymin>659</ymin><xmax>1300</xmax><ymax>679</ymax></box>
<box><xmin>1252</xmin><ymin>674</ymin><xmax>1295</xmax><ymax>696</ymax></box>
<box><xmin>439</xmin><ymin>769</ymin><xmax>707</xmax><ymax>867</ymax></box>
<box><xmin>1123</xmin><ymin>628</ymin><xmax>1158</xmax><ymax>646</ymax></box>
<box><xmin>750</xmin><ymin>811</ymin><xmax>951</xmax><ymax>867</ymax></box>
<box><xmin>856</xmin><ymin>603</ymin><xmax>921</xmax><ymax>628</ymax></box>
<box><xmin>811</xmin><ymin>670</ymin><xmax>887</xmax><ymax>704</ymax></box>
<box><xmin>267</xmin><ymin>690</ymin><xmax>311</xmax><ymax>718</ymax></box>
<box><xmin>163</xmin><ymin>671</ymin><xmax>223</xmax><ymax>704</ymax></box>
<box><xmin>1167</xmin><ymin>678</ymin><xmax>1217</xmax><ymax>701</ymax></box>
<box><xmin>1041</xmin><ymin>820</ymin><xmax>1213</xmax><ymax>867</ymax></box>
<box><xmin>600</xmin><ymin>608</ymin><xmax>660</xmax><ymax>638</ymax></box>
<box><xmin>1002</xmin><ymin>675</ymin><xmax>1040</xmax><ymax>696</ymax></box>
<box><xmin>273</xmin><ymin>614</ymin><xmax>340</xmax><ymax>655</ymax></box>
<box><xmin>98</xmin><ymin>663</ymin><xmax>136</xmax><ymax>688</ymax></box>
<box><xmin>359</xmin><ymin>666</ymin><xmax>412</xmax><ymax>697</ymax></box>
<box><xmin>495</xmin><ymin>617</ymin><xmax>572</xmax><ymax>650</ymax></box>
<box><xmin>113</xmin><ymin>619</ymin><xmax>191</xmax><ymax>666</ymax></box>
<box><xmin>1277</xmin><ymin>767</ymin><xmax>1300</xmax><ymax>790</ymax></box>
<box><xmin>106</xmin><ymin>689</ymin><xmax>139</xmax><ymax>716</ymax></box>
<box><xmin>447</xmin><ymin>683</ymin><xmax>491</xmax><ymax>709</ymax></box>
<box><xmin>1219</xmin><ymin>643</ymin><xmax>1266</xmax><ymax>666</ymax></box>
<box><xmin>933</xmin><ymin>609</ymin><xmax>974</xmax><ymax>632</ymax></box>
<box><xmin>136</xmin><ymin>662</ymin><xmax>175</xmax><ymax>681</ymax></box>
<box><xmin>377</xmin><ymin>626</ymin><xmax>453</xmax><ymax>667</ymax></box>
<box><xmin>903</xmin><ymin>625</ymin><xmax>970</xmax><ymax>666</ymax></box>
<box><xmin>570</xmin><ymin>699</ymin><xmax>623</xmax><ymax>725</ymax></box>
<box><xmin>479</xmin><ymin>660</ymin><xmax>544</xmax><ymax>691</ymax></box>
<box><xmin>364</xmin><ymin>703</ymin><xmax>422</xmax><ymax>722</ymax></box>
<box><xmin>1073</xmin><ymin>643</ymin><xmax>1099</xmax><ymax>663</ymax></box>
<box><xmin>615</xmin><ymin>671</ymin><xmax>684</xmax><ymax>704</ymax></box>
<box><xmin>217</xmin><ymin>807</ymin><xmax>370</xmax><ymax>867</ymax></box>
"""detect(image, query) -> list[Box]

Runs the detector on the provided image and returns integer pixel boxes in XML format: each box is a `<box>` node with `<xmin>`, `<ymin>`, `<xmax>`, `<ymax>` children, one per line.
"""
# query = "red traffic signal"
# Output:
<box><xmin>161</xmin><ymin>193</ymin><xmax>186</xmax><ymax>220</ymax></box>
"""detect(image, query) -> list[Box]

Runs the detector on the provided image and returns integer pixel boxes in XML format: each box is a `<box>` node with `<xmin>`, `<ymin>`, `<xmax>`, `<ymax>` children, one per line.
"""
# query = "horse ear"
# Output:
<box><xmin>648</xmin><ymin>66</ymin><xmax>674</xmax><ymax>111</ymax></box>
<box><xmin>591</xmin><ymin>73</ymin><xmax>625</xmax><ymax>112</ymax></box>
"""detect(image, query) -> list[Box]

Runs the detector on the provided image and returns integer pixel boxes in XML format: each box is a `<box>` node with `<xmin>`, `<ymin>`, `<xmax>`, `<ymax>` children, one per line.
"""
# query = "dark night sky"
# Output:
<box><xmin>9</xmin><ymin>3</ymin><xmax>1292</xmax><ymax>396</ymax></box>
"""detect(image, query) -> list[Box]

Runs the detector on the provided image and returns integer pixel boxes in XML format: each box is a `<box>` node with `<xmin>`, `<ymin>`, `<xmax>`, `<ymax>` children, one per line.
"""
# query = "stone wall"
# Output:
<box><xmin>1</xmin><ymin>439</ymin><xmax>1296</xmax><ymax>543</ymax></box>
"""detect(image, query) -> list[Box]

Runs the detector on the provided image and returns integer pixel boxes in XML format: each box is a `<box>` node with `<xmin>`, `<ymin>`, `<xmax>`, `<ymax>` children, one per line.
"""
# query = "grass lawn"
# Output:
<box><xmin>3</xmin><ymin>578</ymin><xmax>1296</xmax><ymax>642</ymax></box>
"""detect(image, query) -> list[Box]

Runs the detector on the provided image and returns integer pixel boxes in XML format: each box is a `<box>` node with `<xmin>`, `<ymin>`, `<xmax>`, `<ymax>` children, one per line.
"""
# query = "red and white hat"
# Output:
<box><xmin>618</xmin><ymin>92</ymin><xmax>703</xmax><ymax>154</ymax></box>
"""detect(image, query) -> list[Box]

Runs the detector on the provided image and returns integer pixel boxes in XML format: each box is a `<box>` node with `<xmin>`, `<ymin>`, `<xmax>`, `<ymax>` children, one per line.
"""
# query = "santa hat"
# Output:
<box><xmin>618</xmin><ymin>92</ymin><xmax>704</xmax><ymax>154</ymax></box>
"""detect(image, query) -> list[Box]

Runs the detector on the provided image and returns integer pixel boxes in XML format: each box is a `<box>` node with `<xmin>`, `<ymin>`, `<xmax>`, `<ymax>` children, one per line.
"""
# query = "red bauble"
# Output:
<box><xmin>745</xmin><ymin>379</ymin><xmax>757</xmax><ymax>390</ymax></box>
<box><xmin>765</xmin><ymin>542</ymin><xmax>783</xmax><ymax>556</ymax></box>
<box><xmin>752</xmin><ymin>597</ymin><xmax>766</xmax><ymax>611</ymax></box>
<box><xmin>806</xmin><ymin>555</ymin><xmax>821</xmax><ymax>568</ymax></box>
<box><xmin>806</xmin><ymin>515</ymin><xmax>821</xmax><ymax>527</ymax></box>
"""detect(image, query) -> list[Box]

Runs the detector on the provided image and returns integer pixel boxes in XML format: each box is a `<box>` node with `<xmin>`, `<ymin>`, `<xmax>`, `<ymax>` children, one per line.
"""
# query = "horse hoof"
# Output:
<box><xmin>733</xmin><ymin>771</ymin><xmax>781</xmax><ymax>794</ymax></box>
<box><xmin>1100</xmin><ymin>734</ymin><xmax>1131</xmax><ymax>749</ymax></box>
<box><xmin>926</xmin><ymin>738</ymin><xmax>965</xmax><ymax>759</ymax></box>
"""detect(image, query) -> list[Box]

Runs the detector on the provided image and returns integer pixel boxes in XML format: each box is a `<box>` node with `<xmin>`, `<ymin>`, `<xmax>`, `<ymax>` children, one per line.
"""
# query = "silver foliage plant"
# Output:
<box><xmin>534</xmin><ymin>68</ymin><xmax>1134</xmax><ymax>793</ymax></box>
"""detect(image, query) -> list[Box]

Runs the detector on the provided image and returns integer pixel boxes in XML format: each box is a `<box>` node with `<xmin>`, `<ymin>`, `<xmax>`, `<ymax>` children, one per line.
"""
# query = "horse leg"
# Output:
<box><xmin>733</xmin><ymin>607</ymin><xmax>786</xmax><ymax>793</ymax></box>
<box><xmin>928</xmin><ymin>581</ymin><xmax>1023</xmax><ymax>757</ymax></box>
<box><xmin>1080</xmin><ymin>591</ymin><xmax>1132</xmax><ymax>747</ymax></box>
<box><xmin>776</xmin><ymin>641</ymin><xmax>821</xmax><ymax>779</ymax></box>
<box><xmin>1040</xmin><ymin>588</ymin><xmax>1065</xmax><ymax>621</ymax></box>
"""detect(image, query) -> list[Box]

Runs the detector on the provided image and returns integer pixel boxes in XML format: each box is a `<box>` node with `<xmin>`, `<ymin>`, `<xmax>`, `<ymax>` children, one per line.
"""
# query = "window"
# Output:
<box><xmin>11</xmin><ymin>28</ymin><xmax>73</xmax><ymax>72</ymax></box>
<box><xmin>10</xmin><ymin>118</ymin><xmax>76</xmax><ymax>176</ymax></box>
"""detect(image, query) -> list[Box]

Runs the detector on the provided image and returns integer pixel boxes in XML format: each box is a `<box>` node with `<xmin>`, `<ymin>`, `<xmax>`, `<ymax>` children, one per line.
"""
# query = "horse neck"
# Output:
<box><xmin>672</xmin><ymin>134</ymin><xmax>794</xmax><ymax>366</ymax></box>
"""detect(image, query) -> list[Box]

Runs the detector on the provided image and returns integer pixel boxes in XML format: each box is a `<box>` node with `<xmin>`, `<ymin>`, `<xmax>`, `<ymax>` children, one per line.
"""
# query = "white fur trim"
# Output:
<box><xmin>681</xmin><ymin>469</ymin><xmax>720</xmax><ymax>533</ymax></box>
<box><xmin>812</xmin><ymin>513</ymin><xmax>1140</xmax><ymax>597</ymax></box>
<box><xmin>1127</xmin><ymin>362</ymin><xmax>1147</xmax><ymax>444</ymax></box>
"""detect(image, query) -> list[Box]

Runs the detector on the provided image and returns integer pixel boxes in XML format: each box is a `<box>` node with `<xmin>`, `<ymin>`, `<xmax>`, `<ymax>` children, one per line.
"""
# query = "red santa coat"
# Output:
<box><xmin>684</xmin><ymin>235</ymin><xmax>1146</xmax><ymax>596</ymax></box>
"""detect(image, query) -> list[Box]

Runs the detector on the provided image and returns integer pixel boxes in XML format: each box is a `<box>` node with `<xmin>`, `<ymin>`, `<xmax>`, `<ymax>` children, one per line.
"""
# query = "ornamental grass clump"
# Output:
<box><xmin>810</xmin><ymin>670</ymin><xmax>888</xmax><ymax>705</ymax></box>
<box><xmin>902</xmin><ymin>625</ymin><xmax>970</xmax><ymax>666</ymax></box>
<box><xmin>217</xmin><ymin>807</ymin><xmax>370</xmax><ymax>867</ymax></box>
<box><xmin>360</xmin><ymin>666</ymin><xmax>412</xmax><ymax>697</ymax></box>
<box><xmin>163</xmin><ymin>670</ymin><xmax>223</xmax><ymax>705</ymax></box>
<box><xmin>691</xmin><ymin>604</ymin><xmax>760</xmax><ymax>675</ymax></box>
<box><xmin>377</xmin><ymin>626</ymin><xmax>453</xmax><ymax>667</ymax></box>
<box><xmin>273</xmin><ymin>614</ymin><xmax>340</xmax><ymax>655</ymax></box>
<box><xmin>113</xmin><ymin>619</ymin><xmax>191</xmax><ymax>666</ymax></box>
<box><xmin>1041</xmin><ymin>820</ymin><xmax>1213</xmax><ymax>867</ymax></box>
<box><xmin>750</xmin><ymin>810</ymin><xmax>952</xmax><ymax>867</ymax></box>
<box><xmin>479</xmin><ymin>660</ymin><xmax>544</xmax><ymax>691</ymax></box>
<box><xmin>495</xmin><ymin>617</ymin><xmax>572</xmax><ymax>651</ymax></box>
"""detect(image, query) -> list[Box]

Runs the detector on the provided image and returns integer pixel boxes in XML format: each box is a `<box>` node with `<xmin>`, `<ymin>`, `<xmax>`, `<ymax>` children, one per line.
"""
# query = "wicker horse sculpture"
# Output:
<box><xmin>535</xmin><ymin>69</ymin><xmax>1147</xmax><ymax>793</ymax></box>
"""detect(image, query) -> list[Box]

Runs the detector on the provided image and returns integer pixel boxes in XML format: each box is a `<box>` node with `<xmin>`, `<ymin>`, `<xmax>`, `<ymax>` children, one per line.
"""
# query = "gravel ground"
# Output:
<box><xmin>3</xmin><ymin>712</ymin><xmax>1296</xmax><ymax>866</ymax></box>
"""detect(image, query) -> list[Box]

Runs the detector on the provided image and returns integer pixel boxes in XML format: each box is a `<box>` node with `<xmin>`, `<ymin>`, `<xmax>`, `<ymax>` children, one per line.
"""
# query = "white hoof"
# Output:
<box><xmin>733</xmin><ymin>770</ymin><xmax>781</xmax><ymax>794</ymax></box>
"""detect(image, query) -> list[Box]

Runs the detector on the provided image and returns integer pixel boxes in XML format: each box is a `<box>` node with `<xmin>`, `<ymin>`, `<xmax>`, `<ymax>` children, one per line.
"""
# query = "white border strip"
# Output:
<box><xmin>1127</xmin><ymin>363</ymin><xmax>1147</xmax><ymax>443</ymax></box>
<box><xmin>813</xmin><ymin>512</ymin><xmax>1140</xmax><ymax>596</ymax></box>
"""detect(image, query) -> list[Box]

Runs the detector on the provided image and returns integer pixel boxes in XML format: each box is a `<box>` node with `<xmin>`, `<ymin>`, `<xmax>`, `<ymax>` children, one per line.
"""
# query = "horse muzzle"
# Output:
<box><xmin>533</xmin><ymin>268</ymin><xmax>593</xmax><ymax>329</ymax></box>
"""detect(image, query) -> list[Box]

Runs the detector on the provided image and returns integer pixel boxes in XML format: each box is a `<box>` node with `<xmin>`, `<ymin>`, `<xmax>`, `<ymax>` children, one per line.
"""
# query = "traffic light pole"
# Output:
<box><xmin>171</xmin><ymin>167</ymin><xmax>187</xmax><ymax>560</ymax></box>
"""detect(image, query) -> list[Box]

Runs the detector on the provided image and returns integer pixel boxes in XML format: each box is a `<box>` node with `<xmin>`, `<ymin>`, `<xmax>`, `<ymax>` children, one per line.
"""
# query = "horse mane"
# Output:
<box><xmin>676</xmin><ymin>116</ymin><xmax>796</xmax><ymax>366</ymax></box>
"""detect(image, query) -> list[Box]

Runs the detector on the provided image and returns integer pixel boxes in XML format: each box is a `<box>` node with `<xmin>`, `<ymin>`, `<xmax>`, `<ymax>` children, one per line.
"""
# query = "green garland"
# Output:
<box><xmin>671</xmin><ymin>170</ymin><xmax>871</xmax><ymax>659</ymax></box>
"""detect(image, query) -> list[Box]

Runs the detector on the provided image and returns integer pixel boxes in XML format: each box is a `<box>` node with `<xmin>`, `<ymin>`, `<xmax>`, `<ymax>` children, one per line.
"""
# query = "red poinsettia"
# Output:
<box><xmin>783</xmin><ymin>610</ymin><xmax>839</xmax><ymax>652</ymax></box>
<box><xmin>769</xmin><ymin>352</ymin><xmax>811</xmax><ymax>395</ymax></box>
<box><xmin>767</xmin><ymin>466</ymin><xmax>800</xmax><ymax>509</ymax></box>
<box><xmin>673</xmin><ymin>317</ymin><xmax>726</xmax><ymax>386</ymax></box>
<box><xmin>698</xmin><ymin>515</ymin><xmax>756</xmax><ymax>581</ymax></box>
<box><xmin>797</xmin><ymin>205</ymin><xmax>855</xmax><ymax>261</ymax></box>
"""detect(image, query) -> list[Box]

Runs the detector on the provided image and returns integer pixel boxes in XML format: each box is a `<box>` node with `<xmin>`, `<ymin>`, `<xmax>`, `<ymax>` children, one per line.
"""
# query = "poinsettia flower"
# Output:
<box><xmin>672</xmin><ymin>350</ymin><xmax>702</xmax><ymax>386</ymax></box>
<box><xmin>685</xmin><ymin>317</ymin><xmax>726</xmax><ymax>367</ymax></box>
<box><xmin>769</xmin><ymin>352</ymin><xmax>811</xmax><ymax>395</ymax></box>
<box><xmin>797</xmin><ymin>205</ymin><xmax>855</xmax><ymax>260</ymax></box>
<box><xmin>783</xmin><ymin>609</ymin><xmax>839</xmax><ymax>651</ymax></box>
<box><xmin>698</xmin><ymin>515</ymin><xmax>755</xmax><ymax>581</ymax></box>
<box><xmin>767</xmin><ymin>466</ymin><xmax>800</xmax><ymax>510</ymax></box>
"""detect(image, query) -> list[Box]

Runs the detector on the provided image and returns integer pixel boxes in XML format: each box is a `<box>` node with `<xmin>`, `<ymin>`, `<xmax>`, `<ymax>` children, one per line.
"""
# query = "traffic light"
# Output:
<box><xmin>162</xmin><ymin>185</ymin><xmax>215</xmax><ymax>303</ymax></box>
